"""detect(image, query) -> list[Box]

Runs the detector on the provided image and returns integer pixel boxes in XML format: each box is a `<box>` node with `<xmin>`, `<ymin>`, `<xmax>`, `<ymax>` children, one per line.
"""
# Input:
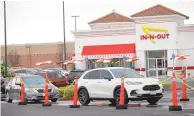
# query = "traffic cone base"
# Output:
<box><xmin>18</xmin><ymin>102</ymin><xmax>27</xmax><ymax>105</ymax></box>
<box><xmin>169</xmin><ymin>105</ymin><xmax>182</xmax><ymax>111</ymax></box>
<box><xmin>69</xmin><ymin>105</ymin><xmax>80</xmax><ymax>108</ymax></box>
<box><xmin>42</xmin><ymin>102</ymin><xmax>52</xmax><ymax>107</ymax></box>
<box><xmin>180</xmin><ymin>98</ymin><xmax>190</xmax><ymax>101</ymax></box>
<box><xmin>116</xmin><ymin>104</ymin><xmax>128</xmax><ymax>109</ymax></box>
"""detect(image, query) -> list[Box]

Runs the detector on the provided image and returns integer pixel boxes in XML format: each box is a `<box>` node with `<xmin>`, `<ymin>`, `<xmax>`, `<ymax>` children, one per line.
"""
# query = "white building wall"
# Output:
<box><xmin>135</xmin><ymin>50</ymin><xmax>146</xmax><ymax>76</ymax></box>
<box><xmin>135</xmin><ymin>20</ymin><xmax>178</xmax><ymax>77</ymax></box>
<box><xmin>135</xmin><ymin>22</ymin><xmax>177</xmax><ymax>51</ymax></box>
<box><xmin>177</xmin><ymin>27</ymin><xmax>194</xmax><ymax>76</ymax></box>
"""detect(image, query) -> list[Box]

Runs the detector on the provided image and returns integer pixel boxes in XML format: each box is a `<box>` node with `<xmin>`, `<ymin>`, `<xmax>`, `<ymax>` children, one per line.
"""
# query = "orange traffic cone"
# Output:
<box><xmin>42</xmin><ymin>75</ymin><xmax>52</xmax><ymax>106</ymax></box>
<box><xmin>169</xmin><ymin>72</ymin><xmax>182</xmax><ymax>111</ymax></box>
<box><xmin>69</xmin><ymin>76</ymin><xmax>80</xmax><ymax>108</ymax></box>
<box><xmin>18</xmin><ymin>77</ymin><xmax>27</xmax><ymax>105</ymax></box>
<box><xmin>116</xmin><ymin>75</ymin><xmax>128</xmax><ymax>109</ymax></box>
<box><xmin>180</xmin><ymin>73</ymin><xmax>190</xmax><ymax>101</ymax></box>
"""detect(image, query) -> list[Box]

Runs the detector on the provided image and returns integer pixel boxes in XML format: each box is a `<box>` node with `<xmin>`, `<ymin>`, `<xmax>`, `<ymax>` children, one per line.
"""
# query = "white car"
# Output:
<box><xmin>78</xmin><ymin>67</ymin><xmax>163</xmax><ymax>106</ymax></box>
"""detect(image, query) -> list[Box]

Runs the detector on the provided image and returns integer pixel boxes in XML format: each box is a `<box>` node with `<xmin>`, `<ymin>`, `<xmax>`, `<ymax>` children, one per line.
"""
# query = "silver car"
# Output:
<box><xmin>5</xmin><ymin>75</ymin><xmax>59</xmax><ymax>103</ymax></box>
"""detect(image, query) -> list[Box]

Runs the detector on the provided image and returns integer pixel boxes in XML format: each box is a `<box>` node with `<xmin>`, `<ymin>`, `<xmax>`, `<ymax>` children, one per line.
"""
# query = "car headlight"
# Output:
<box><xmin>125</xmin><ymin>81</ymin><xmax>142</xmax><ymax>85</ymax></box>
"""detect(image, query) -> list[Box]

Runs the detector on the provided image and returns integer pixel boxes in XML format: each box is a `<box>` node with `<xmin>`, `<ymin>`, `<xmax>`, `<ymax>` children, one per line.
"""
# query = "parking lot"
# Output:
<box><xmin>1</xmin><ymin>90</ymin><xmax>194</xmax><ymax>116</ymax></box>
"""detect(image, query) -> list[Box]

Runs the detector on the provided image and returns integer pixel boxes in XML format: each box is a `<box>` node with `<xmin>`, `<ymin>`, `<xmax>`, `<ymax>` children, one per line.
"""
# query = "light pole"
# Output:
<box><xmin>71</xmin><ymin>15</ymin><xmax>79</xmax><ymax>31</ymax></box>
<box><xmin>4</xmin><ymin>1</ymin><xmax>8</xmax><ymax>77</ymax></box>
<box><xmin>62</xmin><ymin>1</ymin><xmax>66</xmax><ymax>69</ymax></box>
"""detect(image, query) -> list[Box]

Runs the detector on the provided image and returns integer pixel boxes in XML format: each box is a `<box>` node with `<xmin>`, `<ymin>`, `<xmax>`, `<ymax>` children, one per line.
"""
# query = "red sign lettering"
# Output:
<box><xmin>140</xmin><ymin>34</ymin><xmax>169</xmax><ymax>40</ymax></box>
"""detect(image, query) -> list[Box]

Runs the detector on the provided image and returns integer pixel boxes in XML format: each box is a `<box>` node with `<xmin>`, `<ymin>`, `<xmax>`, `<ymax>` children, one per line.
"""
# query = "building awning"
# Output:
<box><xmin>82</xmin><ymin>44</ymin><xmax>136</xmax><ymax>57</ymax></box>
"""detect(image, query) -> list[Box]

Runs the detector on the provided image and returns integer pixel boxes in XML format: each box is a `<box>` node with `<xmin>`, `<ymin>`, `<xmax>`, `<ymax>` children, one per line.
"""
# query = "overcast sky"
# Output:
<box><xmin>0</xmin><ymin>0</ymin><xmax>194</xmax><ymax>45</ymax></box>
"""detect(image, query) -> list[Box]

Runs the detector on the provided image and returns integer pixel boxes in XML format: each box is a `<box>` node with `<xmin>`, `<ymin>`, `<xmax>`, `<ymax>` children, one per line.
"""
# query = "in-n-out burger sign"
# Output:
<box><xmin>140</xmin><ymin>25</ymin><xmax>169</xmax><ymax>43</ymax></box>
<box><xmin>140</xmin><ymin>34</ymin><xmax>170</xmax><ymax>40</ymax></box>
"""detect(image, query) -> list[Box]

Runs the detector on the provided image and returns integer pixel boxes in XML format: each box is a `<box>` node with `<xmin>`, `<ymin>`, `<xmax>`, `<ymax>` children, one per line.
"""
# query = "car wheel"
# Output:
<box><xmin>147</xmin><ymin>98</ymin><xmax>160</xmax><ymax>105</ymax></box>
<box><xmin>6</xmin><ymin>92</ymin><xmax>12</xmax><ymax>103</ymax></box>
<box><xmin>51</xmin><ymin>98</ymin><xmax>58</xmax><ymax>102</ymax></box>
<box><xmin>114</xmin><ymin>88</ymin><xmax>128</xmax><ymax>105</ymax></box>
<box><xmin>78</xmin><ymin>89</ymin><xmax>90</xmax><ymax>106</ymax></box>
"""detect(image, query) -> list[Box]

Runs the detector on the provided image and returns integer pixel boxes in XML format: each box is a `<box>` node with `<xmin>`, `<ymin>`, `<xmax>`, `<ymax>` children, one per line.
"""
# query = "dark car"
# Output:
<box><xmin>1</xmin><ymin>77</ymin><xmax>10</xmax><ymax>100</ymax></box>
<box><xmin>35</xmin><ymin>70</ymin><xmax>68</xmax><ymax>87</ymax></box>
<box><xmin>67</xmin><ymin>70</ymin><xmax>85</xmax><ymax>84</ymax></box>
<box><xmin>1</xmin><ymin>77</ymin><xmax>6</xmax><ymax>99</ymax></box>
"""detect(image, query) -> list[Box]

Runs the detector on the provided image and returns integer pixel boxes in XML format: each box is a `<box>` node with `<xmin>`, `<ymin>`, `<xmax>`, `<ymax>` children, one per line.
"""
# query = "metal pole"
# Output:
<box><xmin>62</xmin><ymin>1</ymin><xmax>66</xmax><ymax>69</ymax></box>
<box><xmin>75</xmin><ymin>17</ymin><xmax>76</xmax><ymax>31</ymax></box>
<box><xmin>4</xmin><ymin>1</ymin><xmax>8</xmax><ymax>77</ymax></box>
<box><xmin>71</xmin><ymin>16</ymin><xmax>79</xmax><ymax>31</ymax></box>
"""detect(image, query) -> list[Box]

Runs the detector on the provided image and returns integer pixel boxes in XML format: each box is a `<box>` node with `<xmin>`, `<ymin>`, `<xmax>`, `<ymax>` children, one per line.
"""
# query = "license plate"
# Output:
<box><xmin>150</xmin><ymin>92</ymin><xmax>156</xmax><ymax>95</ymax></box>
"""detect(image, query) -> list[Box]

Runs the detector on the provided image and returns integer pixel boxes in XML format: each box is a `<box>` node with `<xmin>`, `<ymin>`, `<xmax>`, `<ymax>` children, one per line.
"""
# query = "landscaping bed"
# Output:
<box><xmin>58</xmin><ymin>84</ymin><xmax>75</xmax><ymax>100</ymax></box>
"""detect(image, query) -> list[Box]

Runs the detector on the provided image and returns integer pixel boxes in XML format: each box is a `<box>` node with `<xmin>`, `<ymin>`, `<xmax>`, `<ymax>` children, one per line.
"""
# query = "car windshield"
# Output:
<box><xmin>110</xmin><ymin>68</ymin><xmax>143</xmax><ymax>78</ymax></box>
<box><xmin>23</xmin><ymin>76</ymin><xmax>45</xmax><ymax>85</ymax></box>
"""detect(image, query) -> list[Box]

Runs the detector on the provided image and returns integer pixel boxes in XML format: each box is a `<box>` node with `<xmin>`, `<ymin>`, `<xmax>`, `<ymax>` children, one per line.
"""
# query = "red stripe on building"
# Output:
<box><xmin>135</xmin><ymin>66</ymin><xmax>194</xmax><ymax>72</ymax></box>
<box><xmin>82</xmin><ymin>44</ymin><xmax>136</xmax><ymax>56</ymax></box>
<box><xmin>168</xmin><ymin>66</ymin><xmax>194</xmax><ymax>70</ymax></box>
<box><xmin>135</xmin><ymin>68</ymin><xmax>146</xmax><ymax>71</ymax></box>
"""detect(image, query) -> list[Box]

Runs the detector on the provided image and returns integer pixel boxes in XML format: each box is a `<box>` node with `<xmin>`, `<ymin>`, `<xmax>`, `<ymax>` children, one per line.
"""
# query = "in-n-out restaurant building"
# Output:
<box><xmin>72</xmin><ymin>4</ymin><xmax>194</xmax><ymax>78</ymax></box>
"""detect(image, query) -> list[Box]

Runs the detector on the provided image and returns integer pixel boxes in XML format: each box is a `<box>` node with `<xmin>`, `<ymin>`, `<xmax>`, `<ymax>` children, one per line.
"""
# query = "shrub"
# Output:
<box><xmin>162</xmin><ymin>83</ymin><xmax>171</xmax><ymax>89</ymax></box>
<box><xmin>58</xmin><ymin>85</ymin><xmax>75</xmax><ymax>98</ymax></box>
<box><xmin>59</xmin><ymin>89</ymin><xmax>65</xmax><ymax>98</ymax></box>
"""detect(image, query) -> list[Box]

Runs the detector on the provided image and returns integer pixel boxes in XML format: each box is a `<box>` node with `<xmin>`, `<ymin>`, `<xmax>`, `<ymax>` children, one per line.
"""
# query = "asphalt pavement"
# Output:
<box><xmin>1</xmin><ymin>90</ymin><xmax>194</xmax><ymax>116</ymax></box>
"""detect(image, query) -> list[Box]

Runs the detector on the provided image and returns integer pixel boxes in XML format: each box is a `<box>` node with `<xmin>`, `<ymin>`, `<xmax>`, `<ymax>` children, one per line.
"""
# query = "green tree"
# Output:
<box><xmin>1</xmin><ymin>62</ymin><xmax>11</xmax><ymax>77</ymax></box>
<box><xmin>1</xmin><ymin>63</ymin><xmax>5</xmax><ymax>77</ymax></box>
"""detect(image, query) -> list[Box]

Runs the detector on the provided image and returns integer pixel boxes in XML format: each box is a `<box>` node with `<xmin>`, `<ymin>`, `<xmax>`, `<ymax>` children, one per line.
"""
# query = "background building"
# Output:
<box><xmin>1</xmin><ymin>41</ymin><xmax>74</xmax><ymax>68</ymax></box>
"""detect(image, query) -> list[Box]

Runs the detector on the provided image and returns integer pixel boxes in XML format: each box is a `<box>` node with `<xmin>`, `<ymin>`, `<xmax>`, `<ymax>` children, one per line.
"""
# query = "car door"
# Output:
<box><xmin>6</xmin><ymin>78</ymin><xmax>15</xmax><ymax>99</ymax></box>
<box><xmin>9</xmin><ymin>77</ymin><xmax>21</xmax><ymax>100</ymax></box>
<box><xmin>98</xmin><ymin>69</ymin><xmax>116</xmax><ymax>98</ymax></box>
<box><xmin>14</xmin><ymin>77</ymin><xmax>22</xmax><ymax>100</ymax></box>
<box><xmin>82</xmin><ymin>70</ymin><xmax>101</xmax><ymax>98</ymax></box>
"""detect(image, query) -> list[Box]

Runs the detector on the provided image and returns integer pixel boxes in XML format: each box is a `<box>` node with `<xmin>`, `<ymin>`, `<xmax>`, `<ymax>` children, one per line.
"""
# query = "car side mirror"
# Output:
<box><xmin>104</xmin><ymin>76</ymin><xmax>111</xmax><ymax>81</ymax></box>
